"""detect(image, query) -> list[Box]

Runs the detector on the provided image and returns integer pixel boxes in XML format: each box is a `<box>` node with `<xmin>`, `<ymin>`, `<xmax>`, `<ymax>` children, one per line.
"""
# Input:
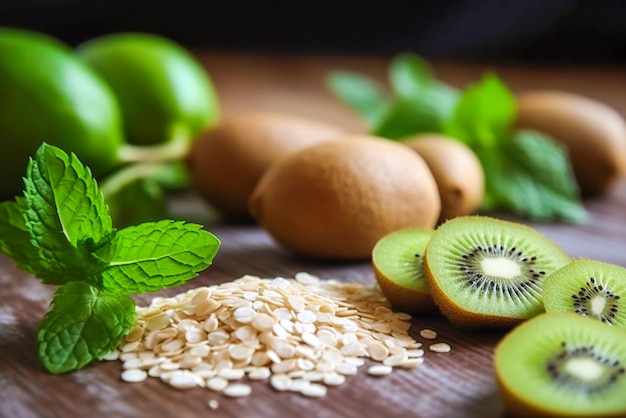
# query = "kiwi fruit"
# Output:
<box><xmin>249</xmin><ymin>135</ymin><xmax>441</xmax><ymax>260</ymax></box>
<box><xmin>187</xmin><ymin>112</ymin><xmax>344</xmax><ymax>220</ymax></box>
<box><xmin>403</xmin><ymin>134</ymin><xmax>485</xmax><ymax>220</ymax></box>
<box><xmin>423</xmin><ymin>216</ymin><xmax>571</xmax><ymax>327</ymax></box>
<box><xmin>543</xmin><ymin>259</ymin><xmax>626</xmax><ymax>328</ymax></box>
<box><xmin>495</xmin><ymin>312</ymin><xmax>626</xmax><ymax>417</ymax></box>
<box><xmin>372</xmin><ymin>228</ymin><xmax>436</xmax><ymax>313</ymax></box>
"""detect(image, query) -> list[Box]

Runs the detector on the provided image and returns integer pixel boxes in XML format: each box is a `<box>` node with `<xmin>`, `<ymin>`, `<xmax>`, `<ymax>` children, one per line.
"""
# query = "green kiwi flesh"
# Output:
<box><xmin>372</xmin><ymin>228</ymin><xmax>434</xmax><ymax>294</ymax></box>
<box><xmin>543</xmin><ymin>260</ymin><xmax>626</xmax><ymax>328</ymax></box>
<box><xmin>425</xmin><ymin>216</ymin><xmax>571</xmax><ymax>325</ymax></box>
<box><xmin>495</xmin><ymin>313</ymin><xmax>626</xmax><ymax>417</ymax></box>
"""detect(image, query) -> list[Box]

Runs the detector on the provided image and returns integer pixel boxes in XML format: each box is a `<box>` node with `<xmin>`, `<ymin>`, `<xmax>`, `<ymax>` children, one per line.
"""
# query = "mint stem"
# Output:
<box><xmin>117</xmin><ymin>134</ymin><xmax>190</xmax><ymax>164</ymax></box>
<box><xmin>99</xmin><ymin>163</ymin><xmax>170</xmax><ymax>200</ymax></box>
<box><xmin>106</xmin><ymin>125</ymin><xmax>193</xmax><ymax>199</ymax></box>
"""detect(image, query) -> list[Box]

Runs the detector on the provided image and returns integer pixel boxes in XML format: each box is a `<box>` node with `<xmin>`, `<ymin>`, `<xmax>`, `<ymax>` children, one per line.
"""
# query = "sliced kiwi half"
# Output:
<box><xmin>371</xmin><ymin>227</ymin><xmax>435</xmax><ymax>313</ymax></box>
<box><xmin>424</xmin><ymin>216</ymin><xmax>571</xmax><ymax>327</ymax></box>
<box><xmin>543</xmin><ymin>259</ymin><xmax>626</xmax><ymax>328</ymax></box>
<box><xmin>495</xmin><ymin>312</ymin><xmax>626</xmax><ymax>417</ymax></box>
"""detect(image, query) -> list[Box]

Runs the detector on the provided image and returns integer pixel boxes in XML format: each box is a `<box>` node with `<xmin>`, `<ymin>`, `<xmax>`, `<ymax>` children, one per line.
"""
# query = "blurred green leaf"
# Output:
<box><xmin>326</xmin><ymin>71</ymin><xmax>389</xmax><ymax>128</ymax></box>
<box><xmin>389</xmin><ymin>53</ymin><xmax>432</xmax><ymax>100</ymax></box>
<box><xmin>374</xmin><ymin>82</ymin><xmax>459</xmax><ymax>139</ymax></box>
<box><xmin>444</xmin><ymin>72</ymin><xmax>516</xmax><ymax>147</ymax></box>
<box><xmin>477</xmin><ymin>130</ymin><xmax>587</xmax><ymax>223</ymax></box>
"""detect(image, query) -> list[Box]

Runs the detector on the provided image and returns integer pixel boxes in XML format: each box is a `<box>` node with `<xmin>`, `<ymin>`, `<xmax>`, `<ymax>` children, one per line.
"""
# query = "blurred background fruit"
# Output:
<box><xmin>0</xmin><ymin>28</ymin><xmax>124</xmax><ymax>199</ymax></box>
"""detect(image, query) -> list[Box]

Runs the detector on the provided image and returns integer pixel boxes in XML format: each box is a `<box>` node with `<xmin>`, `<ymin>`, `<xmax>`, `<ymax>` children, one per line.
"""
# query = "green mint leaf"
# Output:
<box><xmin>327</xmin><ymin>53</ymin><xmax>457</xmax><ymax>140</ymax></box>
<box><xmin>0</xmin><ymin>198</ymin><xmax>43</xmax><ymax>274</ymax></box>
<box><xmin>326</xmin><ymin>71</ymin><xmax>389</xmax><ymax>127</ymax></box>
<box><xmin>477</xmin><ymin>130</ymin><xmax>587</xmax><ymax>223</ymax></box>
<box><xmin>38</xmin><ymin>281</ymin><xmax>135</xmax><ymax>374</ymax></box>
<box><xmin>373</xmin><ymin>101</ymin><xmax>434</xmax><ymax>139</ymax></box>
<box><xmin>375</xmin><ymin>53</ymin><xmax>457</xmax><ymax>139</ymax></box>
<box><xmin>444</xmin><ymin>72</ymin><xmax>516</xmax><ymax>147</ymax></box>
<box><xmin>23</xmin><ymin>143</ymin><xmax>114</xmax><ymax>283</ymax></box>
<box><xmin>0</xmin><ymin>199</ymin><xmax>29</xmax><ymax>253</ymax></box>
<box><xmin>374</xmin><ymin>82</ymin><xmax>459</xmax><ymax>139</ymax></box>
<box><xmin>100</xmin><ymin>220</ymin><xmax>220</xmax><ymax>293</ymax></box>
<box><xmin>27</xmin><ymin>143</ymin><xmax>114</xmax><ymax>245</ymax></box>
<box><xmin>389</xmin><ymin>52</ymin><xmax>432</xmax><ymax>99</ymax></box>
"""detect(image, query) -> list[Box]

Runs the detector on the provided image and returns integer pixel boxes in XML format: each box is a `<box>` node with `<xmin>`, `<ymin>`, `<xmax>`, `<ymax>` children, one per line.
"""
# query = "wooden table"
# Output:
<box><xmin>2</xmin><ymin>52</ymin><xmax>626</xmax><ymax>418</ymax></box>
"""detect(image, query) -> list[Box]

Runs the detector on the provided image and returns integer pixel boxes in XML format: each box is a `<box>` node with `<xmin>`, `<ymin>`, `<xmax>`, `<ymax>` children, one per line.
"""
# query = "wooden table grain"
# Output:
<box><xmin>2</xmin><ymin>52</ymin><xmax>626</xmax><ymax>418</ymax></box>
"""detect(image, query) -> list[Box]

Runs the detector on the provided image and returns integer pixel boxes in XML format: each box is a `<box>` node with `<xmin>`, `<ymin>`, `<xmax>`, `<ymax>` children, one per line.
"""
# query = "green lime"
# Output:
<box><xmin>0</xmin><ymin>28</ymin><xmax>125</xmax><ymax>199</ymax></box>
<box><xmin>76</xmin><ymin>32</ymin><xmax>220</xmax><ymax>148</ymax></box>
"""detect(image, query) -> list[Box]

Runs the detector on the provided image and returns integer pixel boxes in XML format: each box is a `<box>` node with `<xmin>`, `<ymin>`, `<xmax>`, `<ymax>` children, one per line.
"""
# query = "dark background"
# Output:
<box><xmin>2</xmin><ymin>0</ymin><xmax>626</xmax><ymax>64</ymax></box>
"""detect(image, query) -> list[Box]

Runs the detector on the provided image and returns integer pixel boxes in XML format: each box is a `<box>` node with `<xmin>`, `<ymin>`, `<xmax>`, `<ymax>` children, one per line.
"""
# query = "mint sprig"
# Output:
<box><xmin>0</xmin><ymin>143</ymin><xmax>220</xmax><ymax>374</ymax></box>
<box><xmin>328</xmin><ymin>53</ymin><xmax>459</xmax><ymax>139</ymax></box>
<box><xmin>377</xmin><ymin>53</ymin><xmax>459</xmax><ymax>138</ymax></box>
<box><xmin>327</xmin><ymin>53</ymin><xmax>587</xmax><ymax>222</ymax></box>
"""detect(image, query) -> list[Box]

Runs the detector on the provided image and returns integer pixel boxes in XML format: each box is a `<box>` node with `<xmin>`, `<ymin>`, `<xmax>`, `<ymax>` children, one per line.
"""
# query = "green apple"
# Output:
<box><xmin>76</xmin><ymin>32</ymin><xmax>220</xmax><ymax>150</ymax></box>
<box><xmin>0</xmin><ymin>28</ymin><xmax>124</xmax><ymax>199</ymax></box>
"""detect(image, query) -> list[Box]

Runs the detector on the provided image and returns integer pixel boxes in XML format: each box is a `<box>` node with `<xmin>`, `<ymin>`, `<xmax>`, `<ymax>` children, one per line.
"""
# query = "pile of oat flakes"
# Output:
<box><xmin>106</xmin><ymin>272</ymin><xmax>450</xmax><ymax>399</ymax></box>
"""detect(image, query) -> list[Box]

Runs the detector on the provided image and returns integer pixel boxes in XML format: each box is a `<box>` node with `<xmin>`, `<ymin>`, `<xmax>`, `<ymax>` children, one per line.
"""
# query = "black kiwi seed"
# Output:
<box><xmin>545</xmin><ymin>342</ymin><xmax>625</xmax><ymax>394</ymax></box>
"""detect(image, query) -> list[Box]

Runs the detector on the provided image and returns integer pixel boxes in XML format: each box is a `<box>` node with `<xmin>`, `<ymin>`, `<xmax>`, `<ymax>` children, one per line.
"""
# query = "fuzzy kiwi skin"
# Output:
<box><xmin>516</xmin><ymin>91</ymin><xmax>626</xmax><ymax>196</ymax></box>
<box><xmin>403</xmin><ymin>134</ymin><xmax>485</xmax><ymax>220</ymax></box>
<box><xmin>249</xmin><ymin>135</ymin><xmax>441</xmax><ymax>260</ymax></box>
<box><xmin>495</xmin><ymin>313</ymin><xmax>626</xmax><ymax>418</ymax></box>
<box><xmin>187</xmin><ymin>112</ymin><xmax>345</xmax><ymax>220</ymax></box>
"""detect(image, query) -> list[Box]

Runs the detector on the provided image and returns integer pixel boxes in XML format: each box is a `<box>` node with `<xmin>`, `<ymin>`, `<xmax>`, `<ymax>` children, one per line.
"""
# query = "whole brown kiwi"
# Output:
<box><xmin>516</xmin><ymin>91</ymin><xmax>626</xmax><ymax>195</ymax></box>
<box><xmin>186</xmin><ymin>112</ymin><xmax>345</xmax><ymax>220</ymax></box>
<box><xmin>403</xmin><ymin>134</ymin><xmax>484</xmax><ymax>220</ymax></box>
<box><xmin>248</xmin><ymin>135</ymin><xmax>441</xmax><ymax>260</ymax></box>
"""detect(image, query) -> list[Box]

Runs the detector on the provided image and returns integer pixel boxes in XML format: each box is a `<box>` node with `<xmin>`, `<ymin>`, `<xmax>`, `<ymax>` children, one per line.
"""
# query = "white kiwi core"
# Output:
<box><xmin>480</xmin><ymin>257</ymin><xmax>521</xmax><ymax>279</ymax></box>
<box><xmin>564</xmin><ymin>357</ymin><xmax>605</xmax><ymax>381</ymax></box>
<box><xmin>591</xmin><ymin>296</ymin><xmax>607</xmax><ymax>315</ymax></box>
